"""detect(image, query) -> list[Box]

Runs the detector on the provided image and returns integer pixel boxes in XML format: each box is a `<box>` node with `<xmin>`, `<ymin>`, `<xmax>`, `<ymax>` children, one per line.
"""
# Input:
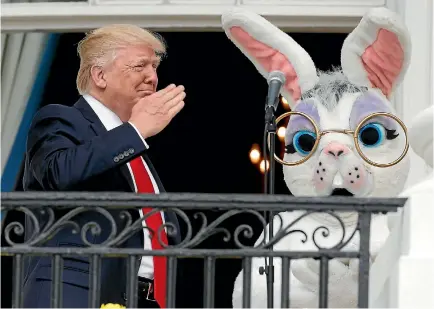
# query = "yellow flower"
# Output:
<box><xmin>100</xmin><ymin>303</ymin><xmax>126</xmax><ymax>309</ymax></box>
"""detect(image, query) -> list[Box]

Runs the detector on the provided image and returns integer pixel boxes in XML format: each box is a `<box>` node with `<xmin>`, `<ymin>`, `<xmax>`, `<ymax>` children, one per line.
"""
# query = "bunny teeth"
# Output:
<box><xmin>332</xmin><ymin>172</ymin><xmax>344</xmax><ymax>187</ymax></box>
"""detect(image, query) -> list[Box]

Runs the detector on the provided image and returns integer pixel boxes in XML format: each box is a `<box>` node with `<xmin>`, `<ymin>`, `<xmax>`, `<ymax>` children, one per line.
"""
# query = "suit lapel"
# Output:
<box><xmin>164</xmin><ymin>211</ymin><xmax>182</xmax><ymax>244</ymax></box>
<box><xmin>74</xmin><ymin>97</ymin><xmax>106</xmax><ymax>136</ymax></box>
<box><xmin>119</xmin><ymin>165</ymin><xmax>135</xmax><ymax>192</ymax></box>
<box><xmin>75</xmin><ymin>97</ymin><xmax>136</xmax><ymax>191</ymax></box>
<box><xmin>141</xmin><ymin>156</ymin><xmax>181</xmax><ymax>244</ymax></box>
<box><xmin>141</xmin><ymin>155</ymin><xmax>165</xmax><ymax>191</ymax></box>
<box><xmin>140</xmin><ymin>156</ymin><xmax>181</xmax><ymax>243</ymax></box>
<box><xmin>74</xmin><ymin>97</ymin><xmax>181</xmax><ymax>244</ymax></box>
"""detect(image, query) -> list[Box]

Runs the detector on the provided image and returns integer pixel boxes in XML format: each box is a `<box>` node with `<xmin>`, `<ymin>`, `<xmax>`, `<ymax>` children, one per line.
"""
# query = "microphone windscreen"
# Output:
<box><xmin>267</xmin><ymin>71</ymin><xmax>286</xmax><ymax>84</ymax></box>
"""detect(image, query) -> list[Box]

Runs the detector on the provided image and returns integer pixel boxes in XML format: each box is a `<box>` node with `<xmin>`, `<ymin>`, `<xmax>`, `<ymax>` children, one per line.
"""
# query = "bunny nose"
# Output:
<box><xmin>323</xmin><ymin>142</ymin><xmax>349</xmax><ymax>157</ymax></box>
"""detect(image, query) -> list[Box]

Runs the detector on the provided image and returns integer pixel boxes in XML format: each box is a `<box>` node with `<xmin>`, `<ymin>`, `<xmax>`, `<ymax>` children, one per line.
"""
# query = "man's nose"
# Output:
<box><xmin>144</xmin><ymin>69</ymin><xmax>158</xmax><ymax>84</ymax></box>
<box><xmin>323</xmin><ymin>142</ymin><xmax>350</xmax><ymax>158</ymax></box>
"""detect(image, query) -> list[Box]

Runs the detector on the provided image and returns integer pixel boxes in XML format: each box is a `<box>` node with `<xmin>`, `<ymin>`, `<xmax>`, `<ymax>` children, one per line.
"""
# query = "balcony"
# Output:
<box><xmin>1</xmin><ymin>191</ymin><xmax>407</xmax><ymax>307</ymax></box>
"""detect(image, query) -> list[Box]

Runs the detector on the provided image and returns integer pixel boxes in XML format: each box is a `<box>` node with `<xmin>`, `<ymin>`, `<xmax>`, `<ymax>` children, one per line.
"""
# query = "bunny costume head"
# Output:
<box><xmin>222</xmin><ymin>7</ymin><xmax>411</xmax><ymax>198</ymax></box>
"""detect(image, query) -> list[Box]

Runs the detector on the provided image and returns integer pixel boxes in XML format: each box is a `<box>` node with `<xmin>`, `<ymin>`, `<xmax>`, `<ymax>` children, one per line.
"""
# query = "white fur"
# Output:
<box><xmin>341</xmin><ymin>7</ymin><xmax>412</xmax><ymax>94</ymax></box>
<box><xmin>408</xmin><ymin>105</ymin><xmax>433</xmax><ymax>168</ymax></box>
<box><xmin>221</xmin><ymin>8</ymin><xmax>318</xmax><ymax>107</ymax></box>
<box><xmin>232</xmin><ymin>212</ymin><xmax>390</xmax><ymax>308</ymax></box>
<box><xmin>223</xmin><ymin>7</ymin><xmax>412</xmax><ymax>308</ymax></box>
<box><xmin>284</xmin><ymin>88</ymin><xmax>410</xmax><ymax>198</ymax></box>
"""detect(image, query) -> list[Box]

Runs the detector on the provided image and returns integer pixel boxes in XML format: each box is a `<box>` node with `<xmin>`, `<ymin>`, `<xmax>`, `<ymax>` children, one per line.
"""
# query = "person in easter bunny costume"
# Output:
<box><xmin>222</xmin><ymin>6</ymin><xmax>413</xmax><ymax>308</ymax></box>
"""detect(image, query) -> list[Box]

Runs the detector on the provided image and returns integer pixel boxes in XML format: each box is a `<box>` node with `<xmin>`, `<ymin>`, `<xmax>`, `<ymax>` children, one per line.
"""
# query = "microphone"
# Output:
<box><xmin>265</xmin><ymin>71</ymin><xmax>286</xmax><ymax>113</ymax></box>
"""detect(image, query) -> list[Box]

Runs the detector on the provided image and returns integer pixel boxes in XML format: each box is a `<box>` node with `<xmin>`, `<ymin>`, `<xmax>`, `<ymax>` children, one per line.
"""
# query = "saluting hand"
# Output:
<box><xmin>129</xmin><ymin>84</ymin><xmax>186</xmax><ymax>138</ymax></box>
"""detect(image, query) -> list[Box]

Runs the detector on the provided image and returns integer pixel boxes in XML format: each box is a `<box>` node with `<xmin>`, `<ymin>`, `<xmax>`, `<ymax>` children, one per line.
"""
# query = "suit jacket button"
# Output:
<box><xmin>129</xmin><ymin>148</ymin><xmax>134</xmax><ymax>154</ymax></box>
<box><xmin>119</xmin><ymin>153</ymin><xmax>124</xmax><ymax>159</ymax></box>
<box><xmin>124</xmin><ymin>151</ymin><xmax>130</xmax><ymax>157</ymax></box>
<box><xmin>114</xmin><ymin>156</ymin><xmax>120</xmax><ymax>162</ymax></box>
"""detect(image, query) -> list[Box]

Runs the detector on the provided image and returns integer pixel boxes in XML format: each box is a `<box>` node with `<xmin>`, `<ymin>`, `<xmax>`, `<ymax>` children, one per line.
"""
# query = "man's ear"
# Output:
<box><xmin>90</xmin><ymin>65</ymin><xmax>107</xmax><ymax>89</ymax></box>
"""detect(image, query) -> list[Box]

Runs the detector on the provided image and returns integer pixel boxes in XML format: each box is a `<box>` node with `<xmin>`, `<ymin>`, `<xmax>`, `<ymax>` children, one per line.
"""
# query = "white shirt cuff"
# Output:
<box><xmin>128</xmin><ymin>121</ymin><xmax>149</xmax><ymax>149</ymax></box>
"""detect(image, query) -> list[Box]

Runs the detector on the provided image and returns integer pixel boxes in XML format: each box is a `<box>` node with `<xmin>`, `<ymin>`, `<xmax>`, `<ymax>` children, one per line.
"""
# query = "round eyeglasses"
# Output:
<box><xmin>268</xmin><ymin>111</ymin><xmax>409</xmax><ymax>168</ymax></box>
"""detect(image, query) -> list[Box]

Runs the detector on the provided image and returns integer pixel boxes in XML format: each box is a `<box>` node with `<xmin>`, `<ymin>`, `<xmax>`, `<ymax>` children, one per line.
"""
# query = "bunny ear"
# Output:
<box><xmin>222</xmin><ymin>9</ymin><xmax>318</xmax><ymax>108</ymax></box>
<box><xmin>341</xmin><ymin>7</ymin><xmax>411</xmax><ymax>98</ymax></box>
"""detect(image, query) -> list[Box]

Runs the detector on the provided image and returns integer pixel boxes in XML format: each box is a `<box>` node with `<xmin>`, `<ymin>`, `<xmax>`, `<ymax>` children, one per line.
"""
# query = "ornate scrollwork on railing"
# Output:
<box><xmin>309</xmin><ymin>211</ymin><xmax>360</xmax><ymax>251</ymax></box>
<box><xmin>1</xmin><ymin>192</ymin><xmax>407</xmax><ymax>254</ymax></box>
<box><xmin>251</xmin><ymin>210</ymin><xmax>361</xmax><ymax>251</ymax></box>
<box><xmin>1</xmin><ymin>206</ymin><xmax>265</xmax><ymax>249</ymax></box>
<box><xmin>2</xmin><ymin>204</ymin><xmax>360</xmax><ymax>252</ymax></box>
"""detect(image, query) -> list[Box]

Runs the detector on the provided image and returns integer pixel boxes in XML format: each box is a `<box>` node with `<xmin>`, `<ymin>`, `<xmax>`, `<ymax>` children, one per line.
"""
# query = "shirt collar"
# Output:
<box><xmin>83</xmin><ymin>94</ymin><xmax>123</xmax><ymax>131</ymax></box>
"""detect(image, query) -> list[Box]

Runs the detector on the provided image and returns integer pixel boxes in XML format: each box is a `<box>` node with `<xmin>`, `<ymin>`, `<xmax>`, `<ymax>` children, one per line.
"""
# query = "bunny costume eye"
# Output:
<box><xmin>358</xmin><ymin>122</ymin><xmax>399</xmax><ymax>148</ymax></box>
<box><xmin>358</xmin><ymin>123</ymin><xmax>384</xmax><ymax>147</ymax></box>
<box><xmin>285</xmin><ymin>130</ymin><xmax>317</xmax><ymax>156</ymax></box>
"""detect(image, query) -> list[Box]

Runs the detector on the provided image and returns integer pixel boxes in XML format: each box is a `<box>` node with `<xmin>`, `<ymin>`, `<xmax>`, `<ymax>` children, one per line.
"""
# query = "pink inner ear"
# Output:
<box><xmin>361</xmin><ymin>29</ymin><xmax>404</xmax><ymax>97</ymax></box>
<box><xmin>229</xmin><ymin>26</ymin><xmax>301</xmax><ymax>102</ymax></box>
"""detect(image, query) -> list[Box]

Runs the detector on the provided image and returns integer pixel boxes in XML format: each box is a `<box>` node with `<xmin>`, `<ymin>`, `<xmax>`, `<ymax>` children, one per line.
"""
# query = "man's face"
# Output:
<box><xmin>103</xmin><ymin>44</ymin><xmax>160</xmax><ymax>120</ymax></box>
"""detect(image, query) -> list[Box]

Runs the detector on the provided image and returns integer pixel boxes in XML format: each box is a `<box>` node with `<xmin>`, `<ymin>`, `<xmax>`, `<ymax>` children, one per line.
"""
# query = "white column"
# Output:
<box><xmin>393</xmin><ymin>188</ymin><xmax>434</xmax><ymax>308</ymax></box>
<box><xmin>394</xmin><ymin>4</ymin><xmax>434</xmax><ymax>306</ymax></box>
<box><xmin>397</xmin><ymin>0</ymin><xmax>433</xmax><ymax>122</ymax></box>
<box><xmin>390</xmin><ymin>0</ymin><xmax>433</xmax><ymax>189</ymax></box>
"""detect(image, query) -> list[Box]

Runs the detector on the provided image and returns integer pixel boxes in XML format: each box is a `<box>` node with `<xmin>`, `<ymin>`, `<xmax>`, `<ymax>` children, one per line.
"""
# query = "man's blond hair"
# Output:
<box><xmin>76</xmin><ymin>24</ymin><xmax>166</xmax><ymax>94</ymax></box>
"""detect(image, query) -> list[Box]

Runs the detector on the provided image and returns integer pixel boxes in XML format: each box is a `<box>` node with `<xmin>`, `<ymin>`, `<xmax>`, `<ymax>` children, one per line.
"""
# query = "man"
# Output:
<box><xmin>22</xmin><ymin>24</ymin><xmax>185</xmax><ymax>308</ymax></box>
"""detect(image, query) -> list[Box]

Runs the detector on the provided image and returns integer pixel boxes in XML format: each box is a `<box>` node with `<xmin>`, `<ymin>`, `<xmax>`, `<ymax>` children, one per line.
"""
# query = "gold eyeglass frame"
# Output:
<box><xmin>268</xmin><ymin>111</ymin><xmax>409</xmax><ymax>168</ymax></box>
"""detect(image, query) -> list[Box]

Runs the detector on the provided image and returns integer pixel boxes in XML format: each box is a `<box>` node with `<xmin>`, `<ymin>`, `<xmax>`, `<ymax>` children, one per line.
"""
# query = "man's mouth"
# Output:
<box><xmin>330</xmin><ymin>188</ymin><xmax>354</xmax><ymax>196</ymax></box>
<box><xmin>139</xmin><ymin>90</ymin><xmax>154</xmax><ymax>95</ymax></box>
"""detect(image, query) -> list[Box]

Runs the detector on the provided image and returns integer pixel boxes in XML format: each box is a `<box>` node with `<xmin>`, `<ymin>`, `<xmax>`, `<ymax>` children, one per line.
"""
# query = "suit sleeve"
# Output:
<box><xmin>26</xmin><ymin>105</ymin><xmax>147</xmax><ymax>190</ymax></box>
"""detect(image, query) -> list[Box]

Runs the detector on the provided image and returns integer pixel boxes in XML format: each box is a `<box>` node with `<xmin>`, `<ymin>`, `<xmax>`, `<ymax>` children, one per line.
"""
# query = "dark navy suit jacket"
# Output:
<box><xmin>22</xmin><ymin>97</ymin><xmax>181</xmax><ymax>307</ymax></box>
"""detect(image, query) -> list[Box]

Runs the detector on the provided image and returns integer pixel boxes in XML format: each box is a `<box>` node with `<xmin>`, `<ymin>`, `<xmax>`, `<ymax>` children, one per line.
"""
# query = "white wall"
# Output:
<box><xmin>393</xmin><ymin>0</ymin><xmax>434</xmax><ymax>189</ymax></box>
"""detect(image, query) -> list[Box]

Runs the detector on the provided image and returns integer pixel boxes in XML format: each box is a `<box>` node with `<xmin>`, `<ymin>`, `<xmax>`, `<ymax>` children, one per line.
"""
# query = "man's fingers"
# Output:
<box><xmin>160</xmin><ymin>85</ymin><xmax>185</xmax><ymax>102</ymax></box>
<box><xmin>154</xmin><ymin>84</ymin><xmax>177</xmax><ymax>98</ymax></box>
<box><xmin>167</xmin><ymin>100</ymin><xmax>185</xmax><ymax>118</ymax></box>
<box><xmin>164</xmin><ymin>91</ymin><xmax>186</xmax><ymax>111</ymax></box>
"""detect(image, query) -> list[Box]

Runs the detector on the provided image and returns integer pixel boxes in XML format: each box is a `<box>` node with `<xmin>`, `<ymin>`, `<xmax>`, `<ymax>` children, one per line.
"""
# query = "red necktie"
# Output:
<box><xmin>129</xmin><ymin>157</ymin><xmax>167</xmax><ymax>308</ymax></box>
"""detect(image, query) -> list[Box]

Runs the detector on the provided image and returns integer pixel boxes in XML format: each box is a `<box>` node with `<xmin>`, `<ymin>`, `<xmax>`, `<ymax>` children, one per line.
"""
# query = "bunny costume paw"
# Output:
<box><xmin>223</xmin><ymin>7</ymin><xmax>412</xmax><ymax>308</ymax></box>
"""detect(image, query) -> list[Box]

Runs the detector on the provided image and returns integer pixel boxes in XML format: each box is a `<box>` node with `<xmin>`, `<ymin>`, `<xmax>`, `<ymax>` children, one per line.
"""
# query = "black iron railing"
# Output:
<box><xmin>1</xmin><ymin>192</ymin><xmax>406</xmax><ymax>308</ymax></box>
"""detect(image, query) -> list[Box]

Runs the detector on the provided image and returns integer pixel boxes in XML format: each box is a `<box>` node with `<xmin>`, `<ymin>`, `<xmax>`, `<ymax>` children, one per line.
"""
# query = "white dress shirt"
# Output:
<box><xmin>84</xmin><ymin>94</ymin><xmax>162</xmax><ymax>279</ymax></box>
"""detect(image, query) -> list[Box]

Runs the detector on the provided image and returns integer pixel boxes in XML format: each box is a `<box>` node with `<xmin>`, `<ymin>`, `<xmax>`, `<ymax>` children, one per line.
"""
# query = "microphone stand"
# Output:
<box><xmin>260</xmin><ymin>105</ymin><xmax>277</xmax><ymax>308</ymax></box>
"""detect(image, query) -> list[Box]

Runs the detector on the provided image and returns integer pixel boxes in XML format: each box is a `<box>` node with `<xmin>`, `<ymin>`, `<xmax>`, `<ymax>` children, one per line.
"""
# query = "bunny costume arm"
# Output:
<box><xmin>223</xmin><ymin>7</ymin><xmax>412</xmax><ymax>309</ymax></box>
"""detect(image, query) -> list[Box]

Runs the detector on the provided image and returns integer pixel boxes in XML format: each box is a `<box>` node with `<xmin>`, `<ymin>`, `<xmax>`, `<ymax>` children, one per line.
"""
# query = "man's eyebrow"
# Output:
<box><xmin>131</xmin><ymin>57</ymin><xmax>160</xmax><ymax>66</ymax></box>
